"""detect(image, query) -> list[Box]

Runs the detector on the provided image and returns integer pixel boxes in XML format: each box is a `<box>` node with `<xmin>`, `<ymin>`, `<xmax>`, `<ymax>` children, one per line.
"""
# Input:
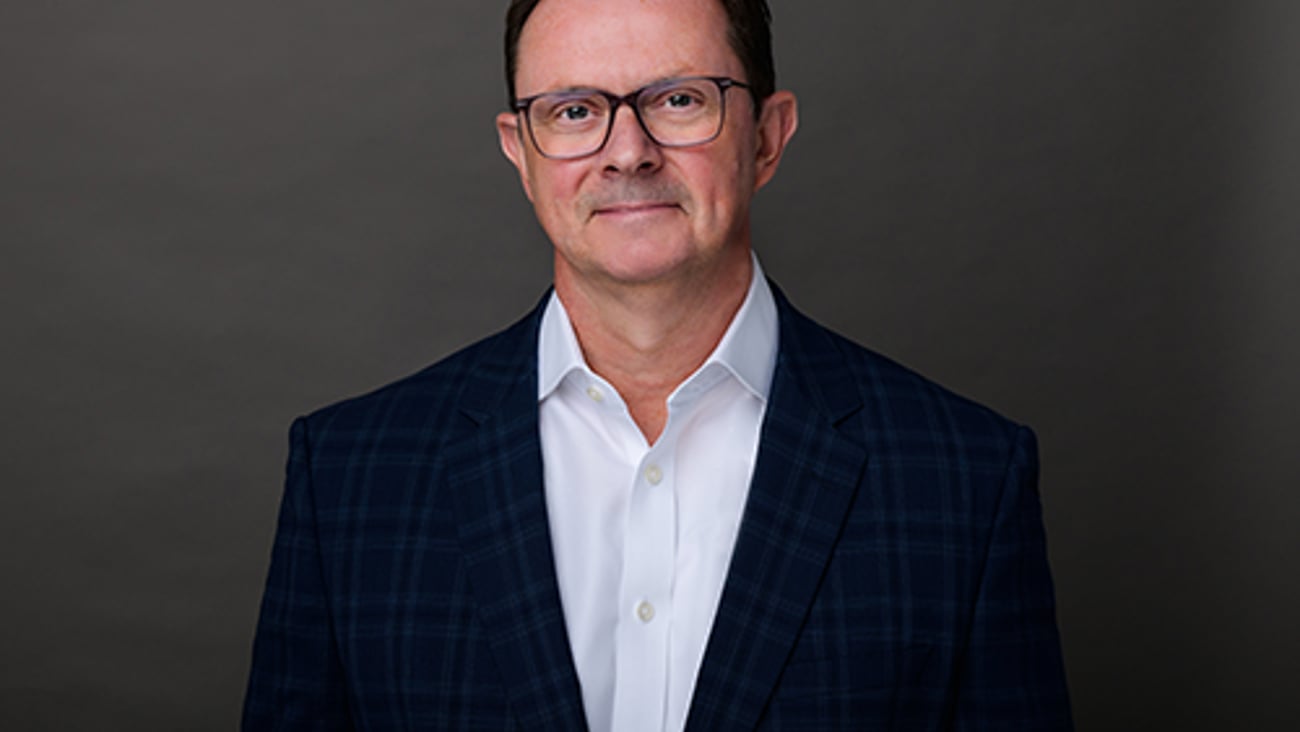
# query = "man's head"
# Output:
<box><xmin>496</xmin><ymin>0</ymin><xmax>797</xmax><ymax>291</ymax></box>
<box><xmin>504</xmin><ymin>0</ymin><xmax>777</xmax><ymax>109</ymax></box>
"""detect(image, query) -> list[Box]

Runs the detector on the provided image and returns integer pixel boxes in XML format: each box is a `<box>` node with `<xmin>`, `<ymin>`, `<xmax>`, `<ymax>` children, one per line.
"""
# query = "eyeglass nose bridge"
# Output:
<box><xmin>594</xmin><ymin>88</ymin><xmax>665</xmax><ymax>155</ymax></box>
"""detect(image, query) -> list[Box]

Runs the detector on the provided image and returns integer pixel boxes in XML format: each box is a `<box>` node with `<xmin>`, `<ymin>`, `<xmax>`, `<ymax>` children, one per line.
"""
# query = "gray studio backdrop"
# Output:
<box><xmin>3</xmin><ymin>1</ymin><xmax>1296</xmax><ymax>729</ymax></box>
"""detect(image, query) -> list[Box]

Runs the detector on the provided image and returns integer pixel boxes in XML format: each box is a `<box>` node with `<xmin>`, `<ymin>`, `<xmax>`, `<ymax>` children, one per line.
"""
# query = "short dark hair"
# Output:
<box><xmin>504</xmin><ymin>0</ymin><xmax>775</xmax><ymax>108</ymax></box>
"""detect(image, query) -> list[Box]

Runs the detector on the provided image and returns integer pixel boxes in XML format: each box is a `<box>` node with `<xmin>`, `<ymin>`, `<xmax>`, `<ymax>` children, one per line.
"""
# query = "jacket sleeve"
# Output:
<box><xmin>952</xmin><ymin>426</ymin><xmax>1073</xmax><ymax>730</ymax></box>
<box><xmin>243</xmin><ymin>416</ymin><xmax>353</xmax><ymax>730</ymax></box>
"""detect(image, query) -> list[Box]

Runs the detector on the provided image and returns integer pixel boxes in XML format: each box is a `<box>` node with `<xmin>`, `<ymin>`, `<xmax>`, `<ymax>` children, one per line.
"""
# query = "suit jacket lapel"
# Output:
<box><xmin>445</xmin><ymin>301</ymin><xmax>589</xmax><ymax>731</ymax></box>
<box><xmin>685</xmin><ymin>290</ymin><xmax>869</xmax><ymax>732</ymax></box>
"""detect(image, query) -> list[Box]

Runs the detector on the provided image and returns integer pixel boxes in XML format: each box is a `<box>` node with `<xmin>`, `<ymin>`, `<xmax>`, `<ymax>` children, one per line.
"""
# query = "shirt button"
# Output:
<box><xmin>585</xmin><ymin>385</ymin><xmax>604</xmax><ymax>403</ymax></box>
<box><xmin>644</xmin><ymin>464</ymin><xmax>663</xmax><ymax>485</ymax></box>
<box><xmin>636</xmin><ymin>601</ymin><xmax>655</xmax><ymax>623</ymax></box>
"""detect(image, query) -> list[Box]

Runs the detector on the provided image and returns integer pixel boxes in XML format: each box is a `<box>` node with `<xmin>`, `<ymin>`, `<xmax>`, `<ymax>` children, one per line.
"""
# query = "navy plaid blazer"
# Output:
<box><xmin>244</xmin><ymin>286</ymin><xmax>1072</xmax><ymax>730</ymax></box>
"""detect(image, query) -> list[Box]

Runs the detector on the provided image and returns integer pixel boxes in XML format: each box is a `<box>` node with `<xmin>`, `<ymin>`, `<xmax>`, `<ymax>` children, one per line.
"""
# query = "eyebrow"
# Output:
<box><xmin>529</xmin><ymin>70</ymin><xmax>700</xmax><ymax>98</ymax></box>
<box><xmin>541</xmin><ymin>85</ymin><xmax>605</xmax><ymax>95</ymax></box>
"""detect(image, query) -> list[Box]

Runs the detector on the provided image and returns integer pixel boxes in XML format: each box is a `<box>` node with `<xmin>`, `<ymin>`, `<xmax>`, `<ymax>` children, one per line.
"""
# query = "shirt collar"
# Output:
<box><xmin>537</xmin><ymin>285</ymin><xmax>591</xmax><ymax>401</ymax></box>
<box><xmin>537</xmin><ymin>253</ymin><xmax>778</xmax><ymax>404</ymax></box>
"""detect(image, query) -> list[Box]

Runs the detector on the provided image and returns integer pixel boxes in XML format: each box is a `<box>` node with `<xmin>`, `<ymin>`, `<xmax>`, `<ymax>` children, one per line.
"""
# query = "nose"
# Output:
<box><xmin>599</xmin><ymin>103</ymin><xmax>663</xmax><ymax>175</ymax></box>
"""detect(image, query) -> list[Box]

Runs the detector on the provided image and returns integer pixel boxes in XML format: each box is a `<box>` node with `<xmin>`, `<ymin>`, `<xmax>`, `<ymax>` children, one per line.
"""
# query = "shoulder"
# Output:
<box><xmin>295</xmin><ymin>299</ymin><xmax>543</xmax><ymax>445</ymax></box>
<box><xmin>775</xmin><ymin>288</ymin><xmax>1031</xmax><ymax>456</ymax></box>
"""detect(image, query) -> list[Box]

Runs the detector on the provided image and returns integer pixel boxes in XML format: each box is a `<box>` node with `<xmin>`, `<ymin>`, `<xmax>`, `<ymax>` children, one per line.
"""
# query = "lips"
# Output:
<box><xmin>592</xmin><ymin>201</ymin><xmax>679</xmax><ymax>216</ymax></box>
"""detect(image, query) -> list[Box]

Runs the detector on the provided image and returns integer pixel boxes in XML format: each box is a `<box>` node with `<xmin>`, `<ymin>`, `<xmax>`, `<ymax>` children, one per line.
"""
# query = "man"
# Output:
<box><xmin>243</xmin><ymin>0</ymin><xmax>1073</xmax><ymax>729</ymax></box>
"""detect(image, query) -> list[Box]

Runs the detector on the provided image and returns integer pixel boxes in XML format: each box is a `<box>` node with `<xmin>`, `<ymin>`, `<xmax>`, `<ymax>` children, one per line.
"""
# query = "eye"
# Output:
<box><xmin>645</xmin><ymin>82</ymin><xmax>712</xmax><ymax>115</ymax></box>
<box><xmin>559</xmin><ymin>104</ymin><xmax>592</xmax><ymax>121</ymax></box>
<box><xmin>535</xmin><ymin>93</ymin><xmax>606</xmax><ymax>128</ymax></box>
<box><xmin>665</xmin><ymin>92</ymin><xmax>696</xmax><ymax>108</ymax></box>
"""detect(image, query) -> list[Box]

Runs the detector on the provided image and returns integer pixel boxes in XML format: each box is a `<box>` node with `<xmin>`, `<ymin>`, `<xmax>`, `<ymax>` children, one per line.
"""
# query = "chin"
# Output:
<box><xmin>602</xmin><ymin>256</ymin><xmax>691</xmax><ymax>285</ymax></box>
<box><xmin>576</xmin><ymin>240</ymin><xmax>702</xmax><ymax>286</ymax></box>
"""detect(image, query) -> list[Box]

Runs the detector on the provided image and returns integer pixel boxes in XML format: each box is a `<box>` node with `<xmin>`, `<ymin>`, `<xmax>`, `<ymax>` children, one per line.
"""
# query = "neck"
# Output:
<box><xmin>555</xmin><ymin>246</ymin><xmax>753</xmax><ymax>443</ymax></box>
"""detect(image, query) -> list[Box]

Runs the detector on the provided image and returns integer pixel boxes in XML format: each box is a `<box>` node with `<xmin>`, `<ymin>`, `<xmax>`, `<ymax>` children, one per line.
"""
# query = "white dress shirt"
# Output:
<box><xmin>537</xmin><ymin>257</ymin><xmax>779</xmax><ymax>732</ymax></box>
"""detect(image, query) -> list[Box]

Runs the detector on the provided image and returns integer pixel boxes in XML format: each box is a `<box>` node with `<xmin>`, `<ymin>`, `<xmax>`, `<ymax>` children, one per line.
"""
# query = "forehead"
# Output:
<box><xmin>515</xmin><ymin>0</ymin><xmax>741</xmax><ymax>95</ymax></box>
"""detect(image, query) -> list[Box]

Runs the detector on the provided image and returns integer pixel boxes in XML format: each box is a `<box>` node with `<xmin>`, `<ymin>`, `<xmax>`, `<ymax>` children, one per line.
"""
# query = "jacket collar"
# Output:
<box><xmin>683</xmin><ymin>285</ymin><xmax>868</xmax><ymax>731</ymax></box>
<box><xmin>443</xmin><ymin>293</ymin><xmax>590</xmax><ymax>730</ymax></box>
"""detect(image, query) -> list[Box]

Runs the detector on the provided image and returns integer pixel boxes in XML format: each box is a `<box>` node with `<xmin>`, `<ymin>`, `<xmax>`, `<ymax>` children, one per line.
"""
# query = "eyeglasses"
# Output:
<box><xmin>512</xmin><ymin>76</ymin><xmax>751</xmax><ymax>160</ymax></box>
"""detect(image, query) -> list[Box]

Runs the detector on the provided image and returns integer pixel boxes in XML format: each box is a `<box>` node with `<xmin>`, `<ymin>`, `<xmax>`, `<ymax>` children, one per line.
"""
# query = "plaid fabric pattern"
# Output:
<box><xmin>243</xmin><ymin>286</ymin><xmax>1072</xmax><ymax>731</ymax></box>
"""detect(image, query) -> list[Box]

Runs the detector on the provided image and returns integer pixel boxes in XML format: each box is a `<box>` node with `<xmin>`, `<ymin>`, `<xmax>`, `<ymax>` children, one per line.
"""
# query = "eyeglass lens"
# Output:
<box><xmin>526</xmin><ymin>78</ymin><xmax>728</xmax><ymax>159</ymax></box>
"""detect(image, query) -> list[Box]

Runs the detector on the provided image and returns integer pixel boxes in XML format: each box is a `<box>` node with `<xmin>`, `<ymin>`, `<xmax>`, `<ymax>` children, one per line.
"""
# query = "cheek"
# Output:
<box><xmin>693</xmin><ymin>156</ymin><xmax>752</xmax><ymax>223</ymax></box>
<box><xmin>528</xmin><ymin>166</ymin><xmax>581</xmax><ymax>219</ymax></box>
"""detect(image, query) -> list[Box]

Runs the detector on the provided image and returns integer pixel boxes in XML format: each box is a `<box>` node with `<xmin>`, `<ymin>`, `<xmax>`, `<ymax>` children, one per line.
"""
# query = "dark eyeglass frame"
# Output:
<box><xmin>511</xmin><ymin>75</ymin><xmax>752</xmax><ymax>160</ymax></box>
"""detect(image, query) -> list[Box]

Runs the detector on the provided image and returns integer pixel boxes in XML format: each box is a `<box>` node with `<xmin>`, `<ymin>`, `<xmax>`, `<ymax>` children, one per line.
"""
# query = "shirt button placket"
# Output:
<box><xmin>612</xmin><ymin>451</ymin><xmax>674</xmax><ymax>732</ymax></box>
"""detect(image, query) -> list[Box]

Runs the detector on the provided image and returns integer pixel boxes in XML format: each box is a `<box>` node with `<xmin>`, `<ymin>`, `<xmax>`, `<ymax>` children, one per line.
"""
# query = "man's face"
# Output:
<box><xmin>497</xmin><ymin>0</ymin><xmax>796</xmax><ymax>289</ymax></box>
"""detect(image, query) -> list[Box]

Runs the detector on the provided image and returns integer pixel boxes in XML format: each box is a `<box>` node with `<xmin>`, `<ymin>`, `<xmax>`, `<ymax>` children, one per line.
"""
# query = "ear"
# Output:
<box><xmin>752</xmin><ymin>90</ymin><xmax>799</xmax><ymax>191</ymax></box>
<box><xmin>496</xmin><ymin>111</ymin><xmax>535</xmax><ymax>202</ymax></box>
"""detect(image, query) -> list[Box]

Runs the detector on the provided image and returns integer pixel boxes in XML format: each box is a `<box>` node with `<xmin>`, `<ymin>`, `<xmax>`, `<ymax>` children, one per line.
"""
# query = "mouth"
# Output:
<box><xmin>592</xmin><ymin>201</ymin><xmax>680</xmax><ymax>218</ymax></box>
